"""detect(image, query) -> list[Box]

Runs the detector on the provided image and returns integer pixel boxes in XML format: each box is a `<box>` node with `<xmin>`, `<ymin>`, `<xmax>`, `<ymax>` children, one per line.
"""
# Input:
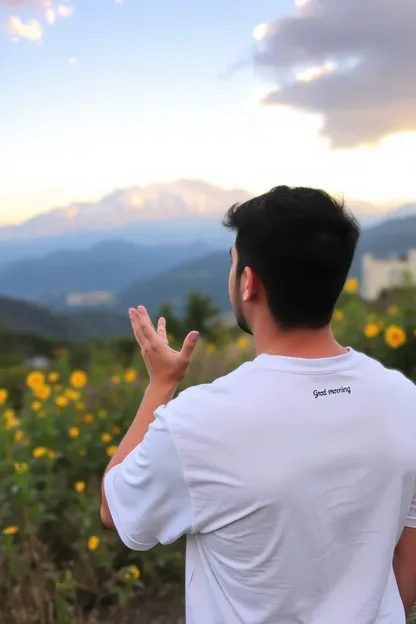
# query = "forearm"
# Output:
<box><xmin>100</xmin><ymin>381</ymin><xmax>177</xmax><ymax>527</ymax></box>
<box><xmin>394</xmin><ymin>553</ymin><xmax>416</xmax><ymax>615</ymax></box>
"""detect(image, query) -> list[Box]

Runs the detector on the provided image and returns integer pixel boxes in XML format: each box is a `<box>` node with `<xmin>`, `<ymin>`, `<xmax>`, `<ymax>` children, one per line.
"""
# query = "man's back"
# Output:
<box><xmin>165</xmin><ymin>349</ymin><xmax>416</xmax><ymax>623</ymax></box>
<box><xmin>101</xmin><ymin>186</ymin><xmax>416</xmax><ymax>622</ymax></box>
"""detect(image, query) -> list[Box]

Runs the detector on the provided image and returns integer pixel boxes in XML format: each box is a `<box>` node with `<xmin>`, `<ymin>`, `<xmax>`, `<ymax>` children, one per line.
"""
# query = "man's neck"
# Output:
<box><xmin>253</xmin><ymin>326</ymin><xmax>347</xmax><ymax>360</ymax></box>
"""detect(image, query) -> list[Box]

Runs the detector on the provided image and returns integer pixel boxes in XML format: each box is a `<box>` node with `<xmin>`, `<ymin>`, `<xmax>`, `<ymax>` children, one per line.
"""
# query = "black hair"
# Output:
<box><xmin>223</xmin><ymin>185</ymin><xmax>360</xmax><ymax>330</ymax></box>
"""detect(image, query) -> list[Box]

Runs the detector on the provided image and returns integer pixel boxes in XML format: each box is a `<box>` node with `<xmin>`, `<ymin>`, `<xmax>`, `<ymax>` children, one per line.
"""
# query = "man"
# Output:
<box><xmin>101</xmin><ymin>186</ymin><xmax>416</xmax><ymax>623</ymax></box>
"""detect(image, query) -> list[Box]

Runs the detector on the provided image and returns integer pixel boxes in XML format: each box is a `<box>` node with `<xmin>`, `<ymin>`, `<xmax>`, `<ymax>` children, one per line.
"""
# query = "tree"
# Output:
<box><xmin>183</xmin><ymin>292</ymin><xmax>219</xmax><ymax>340</ymax></box>
<box><xmin>156</xmin><ymin>292</ymin><xmax>220</xmax><ymax>342</ymax></box>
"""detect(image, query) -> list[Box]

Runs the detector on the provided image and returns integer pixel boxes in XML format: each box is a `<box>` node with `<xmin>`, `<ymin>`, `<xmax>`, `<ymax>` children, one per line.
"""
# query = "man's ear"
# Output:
<box><xmin>242</xmin><ymin>266</ymin><xmax>258</xmax><ymax>301</ymax></box>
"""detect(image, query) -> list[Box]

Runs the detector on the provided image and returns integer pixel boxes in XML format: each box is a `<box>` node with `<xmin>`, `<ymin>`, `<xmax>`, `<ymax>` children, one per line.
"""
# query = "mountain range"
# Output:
<box><xmin>1</xmin><ymin>179</ymin><xmax>415</xmax><ymax>266</ymax></box>
<box><xmin>2</xmin><ymin>213</ymin><xmax>415</xmax><ymax>341</ymax></box>
<box><xmin>0</xmin><ymin>179</ymin><xmax>415</xmax><ymax>336</ymax></box>
<box><xmin>0</xmin><ymin>180</ymin><xmax>247</xmax><ymax>265</ymax></box>
<box><xmin>0</xmin><ymin>240</ymin><xmax>213</xmax><ymax>303</ymax></box>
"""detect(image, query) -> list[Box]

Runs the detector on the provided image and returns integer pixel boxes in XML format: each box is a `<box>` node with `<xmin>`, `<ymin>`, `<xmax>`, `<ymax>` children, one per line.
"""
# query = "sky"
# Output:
<box><xmin>1</xmin><ymin>0</ymin><xmax>416</xmax><ymax>225</ymax></box>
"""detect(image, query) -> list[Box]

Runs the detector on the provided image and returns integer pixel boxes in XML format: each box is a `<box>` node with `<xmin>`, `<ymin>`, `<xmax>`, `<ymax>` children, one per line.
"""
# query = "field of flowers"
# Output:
<box><xmin>1</xmin><ymin>284</ymin><xmax>415</xmax><ymax>623</ymax></box>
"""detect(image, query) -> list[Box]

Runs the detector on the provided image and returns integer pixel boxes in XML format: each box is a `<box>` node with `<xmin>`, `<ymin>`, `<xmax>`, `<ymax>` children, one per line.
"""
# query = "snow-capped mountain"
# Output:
<box><xmin>0</xmin><ymin>180</ymin><xmax>251</xmax><ymax>242</ymax></box>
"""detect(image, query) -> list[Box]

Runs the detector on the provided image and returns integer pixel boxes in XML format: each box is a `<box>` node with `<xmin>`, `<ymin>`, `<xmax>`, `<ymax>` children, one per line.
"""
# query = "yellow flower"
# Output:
<box><xmin>111</xmin><ymin>375</ymin><xmax>120</xmax><ymax>384</ymax></box>
<box><xmin>14</xmin><ymin>462</ymin><xmax>28</xmax><ymax>474</ymax></box>
<box><xmin>0</xmin><ymin>389</ymin><xmax>8</xmax><ymax>405</ymax></box>
<box><xmin>101</xmin><ymin>433</ymin><xmax>112</xmax><ymax>443</ymax></box>
<box><xmin>124</xmin><ymin>369</ymin><xmax>137</xmax><ymax>383</ymax></box>
<box><xmin>344</xmin><ymin>277</ymin><xmax>358</xmax><ymax>294</ymax></box>
<box><xmin>26</xmin><ymin>371</ymin><xmax>45</xmax><ymax>389</ymax></box>
<box><xmin>76</xmin><ymin>402</ymin><xmax>85</xmax><ymax>411</ymax></box>
<box><xmin>14</xmin><ymin>430</ymin><xmax>25</xmax><ymax>443</ymax></box>
<box><xmin>68</xmin><ymin>427</ymin><xmax>80</xmax><ymax>439</ymax></box>
<box><xmin>48</xmin><ymin>372</ymin><xmax>59</xmax><ymax>383</ymax></box>
<box><xmin>70</xmin><ymin>371</ymin><xmax>88</xmax><ymax>389</ymax></box>
<box><xmin>237</xmin><ymin>337</ymin><xmax>249</xmax><ymax>350</ymax></box>
<box><xmin>388</xmin><ymin>306</ymin><xmax>398</xmax><ymax>316</ymax></box>
<box><xmin>333</xmin><ymin>309</ymin><xmax>344</xmax><ymax>322</ymax></box>
<box><xmin>83</xmin><ymin>413</ymin><xmax>94</xmax><ymax>424</ymax></box>
<box><xmin>65</xmin><ymin>388</ymin><xmax>80</xmax><ymax>401</ymax></box>
<box><xmin>34</xmin><ymin>385</ymin><xmax>51</xmax><ymax>400</ymax></box>
<box><xmin>206</xmin><ymin>342</ymin><xmax>216</xmax><ymax>354</ymax></box>
<box><xmin>384</xmin><ymin>325</ymin><xmax>406</xmax><ymax>349</ymax></box>
<box><xmin>106</xmin><ymin>445</ymin><xmax>118</xmax><ymax>457</ymax></box>
<box><xmin>3</xmin><ymin>526</ymin><xmax>19</xmax><ymax>536</ymax></box>
<box><xmin>87</xmin><ymin>536</ymin><xmax>100</xmax><ymax>551</ymax></box>
<box><xmin>56</xmin><ymin>396</ymin><xmax>69</xmax><ymax>408</ymax></box>
<box><xmin>31</xmin><ymin>401</ymin><xmax>42</xmax><ymax>412</ymax></box>
<box><xmin>130</xmin><ymin>566</ymin><xmax>140</xmax><ymax>580</ymax></box>
<box><xmin>4</xmin><ymin>410</ymin><xmax>20</xmax><ymax>430</ymax></box>
<box><xmin>123</xmin><ymin>565</ymin><xmax>140</xmax><ymax>581</ymax></box>
<box><xmin>112</xmin><ymin>425</ymin><xmax>121</xmax><ymax>435</ymax></box>
<box><xmin>74</xmin><ymin>481</ymin><xmax>86</xmax><ymax>493</ymax></box>
<box><xmin>128</xmin><ymin>565</ymin><xmax>140</xmax><ymax>580</ymax></box>
<box><xmin>33</xmin><ymin>446</ymin><xmax>47</xmax><ymax>459</ymax></box>
<box><xmin>47</xmin><ymin>450</ymin><xmax>56</xmax><ymax>459</ymax></box>
<box><xmin>364</xmin><ymin>323</ymin><xmax>380</xmax><ymax>339</ymax></box>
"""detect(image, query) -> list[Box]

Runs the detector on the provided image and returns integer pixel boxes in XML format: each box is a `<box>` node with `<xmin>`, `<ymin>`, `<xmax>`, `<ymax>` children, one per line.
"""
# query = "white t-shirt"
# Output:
<box><xmin>105</xmin><ymin>349</ymin><xmax>416</xmax><ymax>624</ymax></box>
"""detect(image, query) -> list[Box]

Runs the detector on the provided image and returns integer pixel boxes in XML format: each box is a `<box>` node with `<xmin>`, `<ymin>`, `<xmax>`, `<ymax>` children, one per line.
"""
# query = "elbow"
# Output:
<box><xmin>100</xmin><ymin>505</ymin><xmax>116</xmax><ymax>531</ymax></box>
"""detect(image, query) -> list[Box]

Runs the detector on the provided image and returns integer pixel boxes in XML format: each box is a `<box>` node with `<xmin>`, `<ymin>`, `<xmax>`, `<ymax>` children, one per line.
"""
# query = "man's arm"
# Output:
<box><xmin>100</xmin><ymin>305</ymin><xmax>198</xmax><ymax>538</ymax></box>
<box><xmin>100</xmin><ymin>381</ymin><xmax>176</xmax><ymax>530</ymax></box>
<box><xmin>394</xmin><ymin>526</ymin><xmax>416</xmax><ymax>615</ymax></box>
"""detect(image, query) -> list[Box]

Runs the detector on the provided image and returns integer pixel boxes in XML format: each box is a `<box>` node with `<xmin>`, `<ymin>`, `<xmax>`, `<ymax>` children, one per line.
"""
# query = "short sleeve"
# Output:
<box><xmin>104</xmin><ymin>406</ymin><xmax>195</xmax><ymax>551</ymax></box>
<box><xmin>405</xmin><ymin>492</ymin><xmax>416</xmax><ymax>528</ymax></box>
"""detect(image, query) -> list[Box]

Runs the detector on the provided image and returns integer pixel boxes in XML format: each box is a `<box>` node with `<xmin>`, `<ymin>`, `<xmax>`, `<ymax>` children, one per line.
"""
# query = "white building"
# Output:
<box><xmin>361</xmin><ymin>250</ymin><xmax>416</xmax><ymax>300</ymax></box>
<box><xmin>66</xmin><ymin>291</ymin><xmax>114</xmax><ymax>307</ymax></box>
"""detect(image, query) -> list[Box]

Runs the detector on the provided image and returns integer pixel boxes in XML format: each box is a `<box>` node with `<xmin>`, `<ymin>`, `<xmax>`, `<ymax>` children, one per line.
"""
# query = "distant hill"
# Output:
<box><xmin>121</xmin><ymin>215</ymin><xmax>416</xmax><ymax>314</ymax></box>
<box><xmin>0</xmin><ymin>240</ymin><xmax>214</xmax><ymax>302</ymax></box>
<box><xmin>119</xmin><ymin>252</ymin><xmax>231</xmax><ymax>315</ymax></box>
<box><xmin>0</xmin><ymin>295</ymin><xmax>130</xmax><ymax>341</ymax></box>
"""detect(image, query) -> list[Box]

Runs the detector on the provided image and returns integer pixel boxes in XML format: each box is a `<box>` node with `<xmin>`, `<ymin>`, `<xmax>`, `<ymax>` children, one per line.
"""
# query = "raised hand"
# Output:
<box><xmin>129</xmin><ymin>306</ymin><xmax>199</xmax><ymax>386</ymax></box>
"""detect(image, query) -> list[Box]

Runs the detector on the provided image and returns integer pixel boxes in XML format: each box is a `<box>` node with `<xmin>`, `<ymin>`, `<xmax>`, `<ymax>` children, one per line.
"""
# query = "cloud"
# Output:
<box><xmin>253</xmin><ymin>0</ymin><xmax>416</xmax><ymax>148</ymax></box>
<box><xmin>6</xmin><ymin>14</ymin><xmax>42</xmax><ymax>41</ymax></box>
<box><xmin>1</xmin><ymin>0</ymin><xmax>74</xmax><ymax>41</ymax></box>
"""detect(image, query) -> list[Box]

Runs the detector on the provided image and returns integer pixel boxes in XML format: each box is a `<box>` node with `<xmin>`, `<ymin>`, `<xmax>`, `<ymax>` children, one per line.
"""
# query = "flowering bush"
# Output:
<box><xmin>0</xmin><ymin>287</ymin><xmax>415</xmax><ymax>622</ymax></box>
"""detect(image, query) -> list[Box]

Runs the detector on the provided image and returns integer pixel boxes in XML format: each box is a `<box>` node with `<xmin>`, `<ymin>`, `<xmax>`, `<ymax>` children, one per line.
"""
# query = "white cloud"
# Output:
<box><xmin>252</xmin><ymin>23</ymin><xmax>270</xmax><ymax>42</ymax></box>
<box><xmin>253</xmin><ymin>0</ymin><xmax>416</xmax><ymax>148</ymax></box>
<box><xmin>44</xmin><ymin>8</ymin><xmax>55</xmax><ymax>23</ymax></box>
<box><xmin>1</xmin><ymin>0</ymin><xmax>74</xmax><ymax>42</ymax></box>
<box><xmin>56</xmin><ymin>4</ymin><xmax>73</xmax><ymax>18</ymax></box>
<box><xmin>68</xmin><ymin>55</ymin><xmax>76</xmax><ymax>65</ymax></box>
<box><xmin>6</xmin><ymin>15</ymin><xmax>42</xmax><ymax>41</ymax></box>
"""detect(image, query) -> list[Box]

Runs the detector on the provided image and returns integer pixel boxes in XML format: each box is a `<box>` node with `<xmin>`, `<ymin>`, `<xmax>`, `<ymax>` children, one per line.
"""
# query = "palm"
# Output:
<box><xmin>129</xmin><ymin>306</ymin><xmax>199</xmax><ymax>383</ymax></box>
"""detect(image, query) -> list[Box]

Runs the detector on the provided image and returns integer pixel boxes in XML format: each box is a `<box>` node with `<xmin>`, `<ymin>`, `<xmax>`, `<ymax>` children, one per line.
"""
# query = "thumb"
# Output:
<box><xmin>180</xmin><ymin>331</ymin><xmax>200</xmax><ymax>360</ymax></box>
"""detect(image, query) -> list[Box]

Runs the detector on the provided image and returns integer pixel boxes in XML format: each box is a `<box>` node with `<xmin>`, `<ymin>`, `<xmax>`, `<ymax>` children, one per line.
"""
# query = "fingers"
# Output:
<box><xmin>137</xmin><ymin>306</ymin><xmax>156</xmax><ymax>341</ymax></box>
<box><xmin>129</xmin><ymin>306</ymin><xmax>160</xmax><ymax>349</ymax></box>
<box><xmin>180</xmin><ymin>331</ymin><xmax>200</xmax><ymax>361</ymax></box>
<box><xmin>129</xmin><ymin>308</ymin><xmax>145</xmax><ymax>345</ymax></box>
<box><xmin>157</xmin><ymin>317</ymin><xmax>168</xmax><ymax>344</ymax></box>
